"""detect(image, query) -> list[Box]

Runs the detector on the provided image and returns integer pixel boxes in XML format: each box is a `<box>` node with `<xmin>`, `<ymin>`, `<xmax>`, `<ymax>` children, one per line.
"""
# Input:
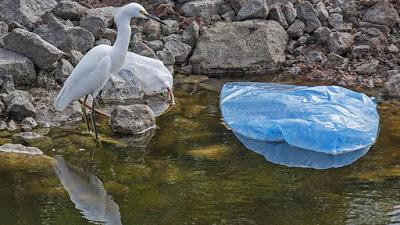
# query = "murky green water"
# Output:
<box><xmin>0</xmin><ymin>77</ymin><xmax>399</xmax><ymax>225</ymax></box>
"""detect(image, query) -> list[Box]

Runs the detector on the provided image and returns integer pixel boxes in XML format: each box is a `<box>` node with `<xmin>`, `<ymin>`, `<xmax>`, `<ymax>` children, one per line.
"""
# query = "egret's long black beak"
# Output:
<box><xmin>145</xmin><ymin>13</ymin><xmax>167</xmax><ymax>26</ymax></box>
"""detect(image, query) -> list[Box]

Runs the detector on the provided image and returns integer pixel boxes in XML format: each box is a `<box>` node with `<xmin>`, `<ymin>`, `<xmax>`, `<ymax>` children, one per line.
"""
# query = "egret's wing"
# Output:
<box><xmin>54</xmin><ymin>51</ymin><xmax>112</xmax><ymax>110</ymax></box>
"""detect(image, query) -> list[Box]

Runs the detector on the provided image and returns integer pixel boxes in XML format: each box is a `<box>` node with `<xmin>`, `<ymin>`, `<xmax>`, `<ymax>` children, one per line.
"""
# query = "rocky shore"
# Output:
<box><xmin>0</xmin><ymin>0</ymin><xmax>398</xmax><ymax>132</ymax></box>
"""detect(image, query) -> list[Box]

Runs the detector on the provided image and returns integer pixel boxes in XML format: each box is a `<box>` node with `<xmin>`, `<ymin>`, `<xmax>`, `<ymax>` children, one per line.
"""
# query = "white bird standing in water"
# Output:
<box><xmin>54</xmin><ymin>3</ymin><xmax>174</xmax><ymax>139</ymax></box>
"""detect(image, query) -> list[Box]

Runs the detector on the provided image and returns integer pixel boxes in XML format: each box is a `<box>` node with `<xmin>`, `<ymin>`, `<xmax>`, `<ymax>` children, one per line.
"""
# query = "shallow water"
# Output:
<box><xmin>0</xmin><ymin>77</ymin><xmax>399</xmax><ymax>225</ymax></box>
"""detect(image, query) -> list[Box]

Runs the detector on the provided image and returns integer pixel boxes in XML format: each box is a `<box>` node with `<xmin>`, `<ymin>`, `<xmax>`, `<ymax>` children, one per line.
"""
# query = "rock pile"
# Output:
<box><xmin>0</xmin><ymin>0</ymin><xmax>399</xmax><ymax>132</ymax></box>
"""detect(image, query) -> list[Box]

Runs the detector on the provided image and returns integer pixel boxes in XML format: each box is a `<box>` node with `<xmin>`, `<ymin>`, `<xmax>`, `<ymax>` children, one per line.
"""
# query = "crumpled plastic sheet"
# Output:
<box><xmin>220</xmin><ymin>82</ymin><xmax>380</xmax><ymax>169</ymax></box>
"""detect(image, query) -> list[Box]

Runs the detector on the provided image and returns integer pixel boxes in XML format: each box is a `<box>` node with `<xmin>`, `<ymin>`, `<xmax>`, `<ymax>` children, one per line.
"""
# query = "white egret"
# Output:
<box><xmin>54</xmin><ymin>3</ymin><xmax>174</xmax><ymax>139</ymax></box>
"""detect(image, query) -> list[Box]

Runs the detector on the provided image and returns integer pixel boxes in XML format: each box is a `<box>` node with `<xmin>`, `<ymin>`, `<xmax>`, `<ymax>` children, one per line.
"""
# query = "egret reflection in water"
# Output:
<box><xmin>54</xmin><ymin>156</ymin><xmax>122</xmax><ymax>225</ymax></box>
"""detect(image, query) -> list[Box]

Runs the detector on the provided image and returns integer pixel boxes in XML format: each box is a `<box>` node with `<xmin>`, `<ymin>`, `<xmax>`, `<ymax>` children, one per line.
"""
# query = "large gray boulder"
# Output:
<box><xmin>296</xmin><ymin>1</ymin><xmax>321</xmax><ymax>33</ymax></box>
<box><xmin>54</xmin><ymin>0</ymin><xmax>88</xmax><ymax>21</ymax></box>
<box><xmin>181</xmin><ymin>0</ymin><xmax>225</xmax><ymax>23</ymax></box>
<box><xmin>190</xmin><ymin>20</ymin><xmax>288</xmax><ymax>76</ymax></box>
<box><xmin>0</xmin><ymin>48</ymin><xmax>36</xmax><ymax>86</ymax></box>
<box><xmin>3</xmin><ymin>29</ymin><xmax>63</xmax><ymax>70</ymax></box>
<box><xmin>5</xmin><ymin>90</ymin><xmax>36</xmax><ymax>121</ymax></box>
<box><xmin>111</xmin><ymin>105</ymin><xmax>156</xmax><ymax>135</ymax></box>
<box><xmin>237</xmin><ymin>0</ymin><xmax>269</xmax><ymax>21</ymax></box>
<box><xmin>363</xmin><ymin>1</ymin><xmax>399</xmax><ymax>27</ymax></box>
<box><xmin>79</xmin><ymin>7</ymin><xmax>116</xmax><ymax>39</ymax></box>
<box><xmin>34</xmin><ymin>18</ymin><xmax>94</xmax><ymax>53</ymax></box>
<box><xmin>0</xmin><ymin>0</ymin><xmax>57</xmax><ymax>30</ymax></box>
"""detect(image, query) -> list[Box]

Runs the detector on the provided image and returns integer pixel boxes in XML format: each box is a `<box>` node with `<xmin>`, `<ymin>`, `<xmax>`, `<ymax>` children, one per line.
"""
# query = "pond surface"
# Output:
<box><xmin>0</xmin><ymin>76</ymin><xmax>399</xmax><ymax>225</ymax></box>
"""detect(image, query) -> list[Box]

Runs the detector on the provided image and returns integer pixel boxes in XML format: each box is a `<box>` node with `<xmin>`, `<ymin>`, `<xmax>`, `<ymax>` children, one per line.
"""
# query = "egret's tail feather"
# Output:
<box><xmin>54</xmin><ymin>87</ymin><xmax>71</xmax><ymax>111</ymax></box>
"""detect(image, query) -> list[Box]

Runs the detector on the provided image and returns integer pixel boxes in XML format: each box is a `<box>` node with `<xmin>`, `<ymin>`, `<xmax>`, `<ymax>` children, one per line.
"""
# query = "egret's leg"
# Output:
<box><xmin>90</xmin><ymin>97</ymin><xmax>99</xmax><ymax>140</ymax></box>
<box><xmin>167</xmin><ymin>87</ymin><xmax>175</xmax><ymax>105</ymax></box>
<box><xmin>81</xmin><ymin>95</ymin><xmax>91</xmax><ymax>132</ymax></box>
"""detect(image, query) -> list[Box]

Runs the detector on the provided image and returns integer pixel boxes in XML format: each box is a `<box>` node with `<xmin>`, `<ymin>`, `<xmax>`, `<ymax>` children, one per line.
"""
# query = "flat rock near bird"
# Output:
<box><xmin>190</xmin><ymin>20</ymin><xmax>288</xmax><ymax>76</ymax></box>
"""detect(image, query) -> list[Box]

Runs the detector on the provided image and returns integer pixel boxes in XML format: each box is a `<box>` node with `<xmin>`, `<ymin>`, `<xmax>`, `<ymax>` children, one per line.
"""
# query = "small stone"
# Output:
<box><xmin>237</xmin><ymin>0</ymin><xmax>269</xmax><ymax>21</ymax></box>
<box><xmin>0</xmin><ymin>121</ymin><xmax>7</xmax><ymax>130</ymax></box>
<box><xmin>163</xmin><ymin>39</ymin><xmax>192</xmax><ymax>65</ymax></box>
<box><xmin>297</xmin><ymin>36</ymin><xmax>307</xmax><ymax>45</ymax></box>
<box><xmin>161</xmin><ymin>19</ymin><xmax>179</xmax><ymax>36</ymax></box>
<box><xmin>282</xmin><ymin>2</ymin><xmax>297</xmax><ymax>25</ymax></box>
<box><xmin>156</xmin><ymin>50</ymin><xmax>175</xmax><ymax>66</ymax></box>
<box><xmin>363</xmin><ymin>1</ymin><xmax>399</xmax><ymax>27</ymax></box>
<box><xmin>3</xmin><ymin>28</ymin><xmax>63</xmax><ymax>70</ymax></box>
<box><xmin>324</xmin><ymin>53</ymin><xmax>347</xmax><ymax>69</ymax></box>
<box><xmin>79</xmin><ymin>7</ymin><xmax>116</xmax><ymax>39</ymax></box>
<box><xmin>315</xmin><ymin>2</ymin><xmax>329</xmax><ymax>26</ymax></box>
<box><xmin>182</xmin><ymin>21</ymin><xmax>200</xmax><ymax>47</ymax></box>
<box><xmin>388</xmin><ymin>44</ymin><xmax>399</xmax><ymax>53</ymax></box>
<box><xmin>36</xmin><ymin>71</ymin><xmax>58</xmax><ymax>90</ymax></box>
<box><xmin>313</xmin><ymin>26</ymin><xmax>331</xmax><ymax>44</ymax></box>
<box><xmin>130</xmin><ymin>40</ymin><xmax>157</xmax><ymax>59</ymax></box>
<box><xmin>354</xmin><ymin>59</ymin><xmax>379</xmax><ymax>75</ymax></box>
<box><xmin>297</xmin><ymin>1</ymin><xmax>322</xmax><ymax>33</ymax></box>
<box><xmin>306</xmin><ymin>50</ymin><xmax>324</xmax><ymax>63</ymax></box>
<box><xmin>328</xmin><ymin>7</ymin><xmax>343</xmax><ymax>14</ymax></box>
<box><xmin>111</xmin><ymin>104</ymin><xmax>156</xmax><ymax>135</ymax></box>
<box><xmin>384</xmin><ymin>74</ymin><xmax>400</xmax><ymax>97</ymax></box>
<box><xmin>54</xmin><ymin>59</ymin><xmax>74</xmax><ymax>82</ymax></box>
<box><xmin>179</xmin><ymin>75</ymin><xmax>209</xmax><ymax>84</ymax></box>
<box><xmin>328</xmin><ymin>32</ymin><xmax>354</xmax><ymax>55</ymax></box>
<box><xmin>287</xmin><ymin>19</ymin><xmax>305</xmax><ymax>39</ymax></box>
<box><xmin>68</xmin><ymin>50</ymin><xmax>84</xmax><ymax>66</ymax></box>
<box><xmin>268</xmin><ymin>3</ymin><xmax>288</xmax><ymax>29</ymax></box>
<box><xmin>143</xmin><ymin>19</ymin><xmax>161</xmax><ymax>41</ymax></box>
<box><xmin>351</xmin><ymin>45</ymin><xmax>371</xmax><ymax>58</ymax></box>
<box><xmin>329</xmin><ymin>13</ymin><xmax>343</xmax><ymax>28</ymax></box>
<box><xmin>147</xmin><ymin>40</ymin><xmax>163</xmax><ymax>52</ymax></box>
<box><xmin>103</xmin><ymin>28</ymin><xmax>117</xmax><ymax>44</ymax></box>
<box><xmin>0</xmin><ymin>75</ymin><xmax>15</xmax><ymax>93</ymax></box>
<box><xmin>95</xmin><ymin>38</ymin><xmax>111</xmax><ymax>46</ymax></box>
<box><xmin>0</xmin><ymin>22</ymin><xmax>8</xmax><ymax>37</ymax></box>
<box><xmin>181</xmin><ymin>0</ymin><xmax>225</xmax><ymax>24</ymax></box>
<box><xmin>359</xmin><ymin>21</ymin><xmax>391</xmax><ymax>36</ymax></box>
<box><xmin>5</xmin><ymin>90</ymin><xmax>36</xmax><ymax>121</ymax></box>
<box><xmin>21</xmin><ymin>117</ymin><xmax>38</xmax><ymax>131</ymax></box>
<box><xmin>7</xmin><ymin>120</ymin><xmax>19</xmax><ymax>131</ymax></box>
<box><xmin>54</xmin><ymin>0</ymin><xmax>88</xmax><ymax>21</ymax></box>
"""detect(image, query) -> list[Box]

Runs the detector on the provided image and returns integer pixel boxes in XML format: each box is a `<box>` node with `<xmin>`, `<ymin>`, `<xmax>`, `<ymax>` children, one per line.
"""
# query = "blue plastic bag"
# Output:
<box><xmin>220</xmin><ymin>82</ymin><xmax>380</xmax><ymax>169</ymax></box>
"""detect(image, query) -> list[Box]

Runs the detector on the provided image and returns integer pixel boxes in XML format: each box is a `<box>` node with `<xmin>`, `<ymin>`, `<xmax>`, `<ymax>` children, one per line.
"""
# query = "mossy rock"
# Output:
<box><xmin>187</xmin><ymin>144</ymin><xmax>232</xmax><ymax>161</ymax></box>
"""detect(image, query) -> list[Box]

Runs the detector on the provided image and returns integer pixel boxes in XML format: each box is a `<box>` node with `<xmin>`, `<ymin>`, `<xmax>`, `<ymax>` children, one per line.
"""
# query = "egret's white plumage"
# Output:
<box><xmin>53</xmin><ymin>3</ymin><xmax>172</xmax><ymax>139</ymax></box>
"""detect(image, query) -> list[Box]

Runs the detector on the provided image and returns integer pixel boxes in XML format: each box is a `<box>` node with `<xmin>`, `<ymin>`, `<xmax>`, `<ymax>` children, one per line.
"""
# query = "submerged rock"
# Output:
<box><xmin>190</xmin><ymin>20</ymin><xmax>288</xmax><ymax>76</ymax></box>
<box><xmin>111</xmin><ymin>104</ymin><xmax>156</xmax><ymax>135</ymax></box>
<box><xmin>3</xmin><ymin>29</ymin><xmax>63</xmax><ymax>70</ymax></box>
<box><xmin>0</xmin><ymin>143</ymin><xmax>42</xmax><ymax>155</ymax></box>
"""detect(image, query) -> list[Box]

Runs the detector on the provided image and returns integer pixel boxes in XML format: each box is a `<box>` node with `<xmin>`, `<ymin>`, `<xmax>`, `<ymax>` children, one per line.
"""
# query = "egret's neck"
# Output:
<box><xmin>111</xmin><ymin>15</ymin><xmax>131</xmax><ymax>71</ymax></box>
